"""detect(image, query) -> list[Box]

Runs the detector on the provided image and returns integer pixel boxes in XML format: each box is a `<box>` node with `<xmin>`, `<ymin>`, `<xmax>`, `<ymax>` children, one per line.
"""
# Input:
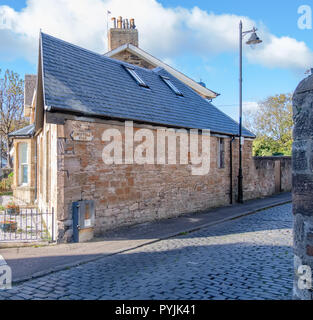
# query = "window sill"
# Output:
<box><xmin>18</xmin><ymin>183</ymin><xmax>29</xmax><ymax>187</ymax></box>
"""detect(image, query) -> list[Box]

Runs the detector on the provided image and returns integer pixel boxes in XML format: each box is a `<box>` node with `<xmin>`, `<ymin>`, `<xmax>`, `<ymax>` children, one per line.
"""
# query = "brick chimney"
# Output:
<box><xmin>108</xmin><ymin>16</ymin><xmax>138</xmax><ymax>51</ymax></box>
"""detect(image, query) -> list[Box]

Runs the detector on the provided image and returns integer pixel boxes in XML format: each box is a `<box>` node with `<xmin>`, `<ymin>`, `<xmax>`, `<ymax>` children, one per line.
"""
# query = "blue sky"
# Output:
<box><xmin>0</xmin><ymin>0</ymin><xmax>312</xmax><ymax>120</ymax></box>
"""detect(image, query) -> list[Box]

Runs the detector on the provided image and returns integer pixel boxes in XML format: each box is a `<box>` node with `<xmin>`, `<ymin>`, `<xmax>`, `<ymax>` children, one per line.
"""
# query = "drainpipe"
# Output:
<box><xmin>230</xmin><ymin>137</ymin><xmax>235</xmax><ymax>204</ymax></box>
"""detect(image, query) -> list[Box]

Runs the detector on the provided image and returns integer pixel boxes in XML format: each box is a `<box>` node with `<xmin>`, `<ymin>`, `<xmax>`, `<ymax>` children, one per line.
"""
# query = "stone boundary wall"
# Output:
<box><xmin>245</xmin><ymin>156</ymin><xmax>291</xmax><ymax>201</ymax></box>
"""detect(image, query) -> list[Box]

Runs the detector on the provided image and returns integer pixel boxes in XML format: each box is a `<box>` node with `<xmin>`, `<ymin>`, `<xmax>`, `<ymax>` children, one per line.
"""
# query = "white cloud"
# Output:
<box><xmin>0</xmin><ymin>0</ymin><xmax>312</xmax><ymax>71</ymax></box>
<box><xmin>243</xmin><ymin>101</ymin><xmax>258</xmax><ymax>111</ymax></box>
<box><xmin>0</xmin><ymin>0</ymin><xmax>108</xmax><ymax>62</ymax></box>
<box><xmin>246</xmin><ymin>35</ymin><xmax>313</xmax><ymax>70</ymax></box>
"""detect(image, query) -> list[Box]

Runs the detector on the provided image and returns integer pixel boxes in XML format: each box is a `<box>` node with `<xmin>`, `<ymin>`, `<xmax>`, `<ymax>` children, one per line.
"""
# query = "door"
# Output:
<box><xmin>274</xmin><ymin>160</ymin><xmax>281</xmax><ymax>193</ymax></box>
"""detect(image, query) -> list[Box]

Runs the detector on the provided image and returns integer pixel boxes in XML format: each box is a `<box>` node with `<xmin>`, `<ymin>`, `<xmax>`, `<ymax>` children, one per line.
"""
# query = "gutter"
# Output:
<box><xmin>8</xmin><ymin>132</ymin><xmax>35</xmax><ymax>139</ymax></box>
<box><xmin>45</xmin><ymin>105</ymin><xmax>256</xmax><ymax>139</ymax></box>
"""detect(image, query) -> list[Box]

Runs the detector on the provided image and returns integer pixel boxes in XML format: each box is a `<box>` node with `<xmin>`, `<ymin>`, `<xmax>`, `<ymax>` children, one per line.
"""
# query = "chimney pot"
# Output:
<box><xmin>117</xmin><ymin>16</ymin><xmax>122</xmax><ymax>28</ymax></box>
<box><xmin>130</xmin><ymin>18</ymin><xmax>135</xmax><ymax>29</ymax></box>
<box><xmin>111</xmin><ymin>17</ymin><xmax>116</xmax><ymax>28</ymax></box>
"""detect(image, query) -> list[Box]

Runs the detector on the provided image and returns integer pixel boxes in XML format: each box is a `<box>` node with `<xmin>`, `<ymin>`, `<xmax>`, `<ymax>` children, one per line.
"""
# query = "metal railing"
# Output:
<box><xmin>0</xmin><ymin>208</ymin><xmax>54</xmax><ymax>242</ymax></box>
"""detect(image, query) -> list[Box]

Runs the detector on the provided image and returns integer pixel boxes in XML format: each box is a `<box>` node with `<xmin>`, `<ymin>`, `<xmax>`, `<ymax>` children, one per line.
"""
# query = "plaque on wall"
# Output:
<box><xmin>70</xmin><ymin>131</ymin><xmax>94</xmax><ymax>142</ymax></box>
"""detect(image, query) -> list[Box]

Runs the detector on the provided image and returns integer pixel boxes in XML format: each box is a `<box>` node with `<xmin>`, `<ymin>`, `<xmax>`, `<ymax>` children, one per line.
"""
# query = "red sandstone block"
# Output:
<box><xmin>110</xmin><ymin>181</ymin><xmax>120</xmax><ymax>188</ymax></box>
<box><xmin>107</xmin><ymin>194</ymin><xmax>117</xmax><ymax>200</ymax></box>
<box><xmin>116</xmin><ymin>188</ymin><xmax>125</xmax><ymax>196</ymax></box>
<box><xmin>88</xmin><ymin>175</ymin><xmax>99</xmax><ymax>182</ymax></box>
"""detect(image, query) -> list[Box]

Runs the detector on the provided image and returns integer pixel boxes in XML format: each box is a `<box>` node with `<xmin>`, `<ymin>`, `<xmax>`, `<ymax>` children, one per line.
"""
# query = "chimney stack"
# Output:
<box><xmin>108</xmin><ymin>16</ymin><xmax>138</xmax><ymax>51</ymax></box>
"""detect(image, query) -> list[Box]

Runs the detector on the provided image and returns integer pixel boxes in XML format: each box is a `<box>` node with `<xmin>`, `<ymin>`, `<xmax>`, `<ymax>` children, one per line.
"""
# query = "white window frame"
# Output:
<box><xmin>19</xmin><ymin>142</ymin><xmax>28</xmax><ymax>186</ymax></box>
<box><xmin>161</xmin><ymin>76</ymin><xmax>183</xmax><ymax>96</ymax></box>
<box><xmin>124</xmin><ymin>66</ymin><xmax>149</xmax><ymax>88</ymax></box>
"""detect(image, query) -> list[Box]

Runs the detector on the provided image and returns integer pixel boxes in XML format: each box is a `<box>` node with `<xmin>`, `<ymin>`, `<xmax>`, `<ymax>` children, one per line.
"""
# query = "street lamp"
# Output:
<box><xmin>238</xmin><ymin>21</ymin><xmax>262</xmax><ymax>204</ymax></box>
<box><xmin>0</xmin><ymin>141</ymin><xmax>2</xmax><ymax>169</ymax></box>
<box><xmin>0</xmin><ymin>136</ymin><xmax>2</xmax><ymax>169</ymax></box>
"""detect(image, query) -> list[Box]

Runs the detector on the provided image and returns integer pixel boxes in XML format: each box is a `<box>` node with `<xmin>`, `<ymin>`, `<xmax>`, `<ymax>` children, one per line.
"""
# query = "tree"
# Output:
<box><xmin>243</xmin><ymin>93</ymin><xmax>293</xmax><ymax>156</ymax></box>
<box><xmin>0</xmin><ymin>69</ymin><xmax>26</xmax><ymax>168</ymax></box>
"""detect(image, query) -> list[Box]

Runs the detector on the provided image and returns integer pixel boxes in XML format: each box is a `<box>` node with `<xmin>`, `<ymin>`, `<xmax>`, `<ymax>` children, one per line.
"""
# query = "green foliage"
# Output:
<box><xmin>253</xmin><ymin>137</ymin><xmax>292</xmax><ymax>156</ymax></box>
<box><xmin>0</xmin><ymin>69</ymin><xmax>26</xmax><ymax>167</ymax></box>
<box><xmin>244</xmin><ymin>93</ymin><xmax>293</xmax><ymax>156</ymax></box>
<box><xmin>0</xmin><ymin>174</ymin><xmax>13</xmax><ymax>192</ymax></box>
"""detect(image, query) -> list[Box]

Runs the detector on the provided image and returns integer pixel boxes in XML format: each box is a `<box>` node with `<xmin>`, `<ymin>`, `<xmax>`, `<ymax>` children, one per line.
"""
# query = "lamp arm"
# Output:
<box><xmin>242</xmin><ymin>27</ymin><xmax>258</xmax><ymax>37</ymax></box>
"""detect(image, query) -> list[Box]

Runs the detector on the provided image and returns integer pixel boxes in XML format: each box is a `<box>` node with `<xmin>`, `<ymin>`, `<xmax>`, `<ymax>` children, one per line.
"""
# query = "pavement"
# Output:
<box><xmin>0</xmin><ymin>192</ymin><xmax>291</xmax><ymax>285</ymax></box>
<box><xmin>0</xmin><ymin>201</ymin><xmax>293</xmax><ymax>300</ymax></box>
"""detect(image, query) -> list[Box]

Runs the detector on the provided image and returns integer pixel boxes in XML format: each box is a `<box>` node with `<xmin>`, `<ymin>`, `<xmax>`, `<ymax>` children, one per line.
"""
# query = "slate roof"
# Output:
<box><xmin>41</xmin><ymin>33</ymin><xmax>255</xmax><ymax>138</ymax></box>
<box><xmin>104</xmin><ymin>43</ymin><xmax>219</xmax><ymax>99</ymax></box>
<box><xmin>9</xmin><ymin>124</ymin><xmax>35</xmax><ymax>138</ymax></box>
<box><xmin>24</xmin><ymin>75</ymin><xmax>37</xmax><ymax>107</ymax></box>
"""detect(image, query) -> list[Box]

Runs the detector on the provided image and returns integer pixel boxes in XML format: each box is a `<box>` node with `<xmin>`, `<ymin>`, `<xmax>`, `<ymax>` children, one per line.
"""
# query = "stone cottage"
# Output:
<box><xmin>9</xmin><ymin>19</ymin><xmax>290</xmax><ymax>243</ymax></box>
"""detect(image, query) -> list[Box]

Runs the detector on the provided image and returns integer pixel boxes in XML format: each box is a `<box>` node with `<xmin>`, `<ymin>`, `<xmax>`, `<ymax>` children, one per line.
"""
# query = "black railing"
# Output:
<box><xmin>0</xmin><ymin>208</ymin><xmax>54</xmax><ymax>242</ymax></box>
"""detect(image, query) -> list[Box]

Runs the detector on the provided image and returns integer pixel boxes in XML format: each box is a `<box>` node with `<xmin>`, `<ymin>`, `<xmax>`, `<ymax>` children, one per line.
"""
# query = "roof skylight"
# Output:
<box><xmin>161</xmin><ymin>76</ymin><xmax>183</xmax><ymax>96</ymax></box>
<box><xmin>124</xmin><ymin>66</ymin><xmax>149</xmax><ymax>88</ymax></box>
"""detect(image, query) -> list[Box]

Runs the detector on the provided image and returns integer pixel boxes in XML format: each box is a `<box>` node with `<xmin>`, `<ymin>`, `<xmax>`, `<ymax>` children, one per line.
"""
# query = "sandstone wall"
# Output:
<box><xmin>110</xmin><ymin>51</ymin><xmax>155</xmax><ymax>69</ymax></box>
<box><xmin>51</xmin><ymin>119</ymin><xmax>291</xmax><ymax>242</ymax></box>
<box><xmin>55</xmin><ymin>119</ymin><xmax>255</xmax><ymax>239</ymax></box>
<box><xmin>12</xmin><ymin>138</ymin><xmax>36</xmax><ymax>205</ymax></box>
<box><xmin>36</xmin><ymin>122</ymin><xmax>58</xmax><ymax>213</ymax></box>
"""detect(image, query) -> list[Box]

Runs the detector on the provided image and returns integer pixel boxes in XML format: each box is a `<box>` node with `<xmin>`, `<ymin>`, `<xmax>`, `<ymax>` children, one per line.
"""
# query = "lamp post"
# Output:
<box><xmin>238</xmin><ymin>21</ymin><xmax>262</xmax><ymax>203</ymax></box>
<box><xmin>0</xmin><ymin>136</ymin><xmax>2</xmax><ymax>169</ymax></box>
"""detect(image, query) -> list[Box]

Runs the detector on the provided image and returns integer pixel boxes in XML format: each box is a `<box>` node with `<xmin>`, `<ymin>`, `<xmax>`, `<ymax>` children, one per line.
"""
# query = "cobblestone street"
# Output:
<box><xmin>0</xmin><ymin>203</ymin><xmax>293</xmax><ymax>300</ymax></box>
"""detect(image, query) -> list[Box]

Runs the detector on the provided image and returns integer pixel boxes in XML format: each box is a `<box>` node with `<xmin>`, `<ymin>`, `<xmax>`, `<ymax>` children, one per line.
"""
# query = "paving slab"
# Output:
<box><xmin>0</xmin><ymin>192</ymin><xmax>291</xmax><ymax>284</ymax></box>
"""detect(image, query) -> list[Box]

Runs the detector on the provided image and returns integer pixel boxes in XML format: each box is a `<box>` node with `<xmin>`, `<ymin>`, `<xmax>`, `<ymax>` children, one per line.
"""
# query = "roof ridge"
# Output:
<box><xmin>41</xmin><ymin>32</ymin><xmax>107</xmax><ymax>59</ymax></box>
<box><xmin>40</xmin><ymin>32</ymin><xmax>156</xmax><ymax>74</ymax></box>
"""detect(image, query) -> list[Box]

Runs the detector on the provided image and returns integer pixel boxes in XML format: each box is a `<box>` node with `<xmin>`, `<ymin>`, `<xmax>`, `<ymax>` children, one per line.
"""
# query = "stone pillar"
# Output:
<box><xmin>293</xmin><ymin>75</ymin><xmax>313</xmax><ymax>300</ymax></box>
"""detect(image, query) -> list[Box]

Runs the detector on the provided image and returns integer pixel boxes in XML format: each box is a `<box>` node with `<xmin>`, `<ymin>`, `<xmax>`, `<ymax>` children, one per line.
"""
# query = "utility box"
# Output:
<box><xmin>72</xmin><ymin>200</ymin><xmax>95</xmax><ymax>243</ymax></box>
